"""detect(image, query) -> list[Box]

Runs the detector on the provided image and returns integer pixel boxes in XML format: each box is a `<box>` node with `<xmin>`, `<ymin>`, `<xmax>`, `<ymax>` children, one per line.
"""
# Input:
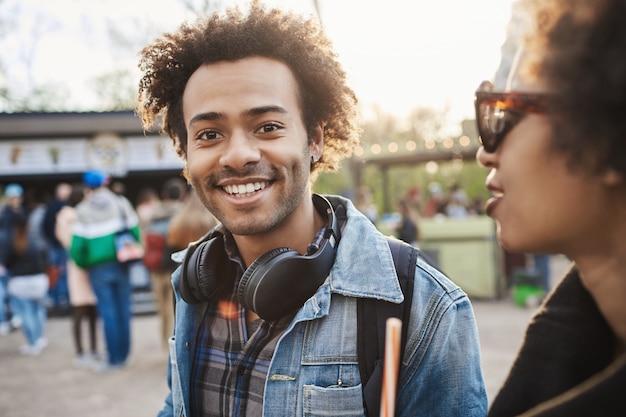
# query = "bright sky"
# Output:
<box><xmin>1</xmin><ymin>0</ymin><xmax>516</xmax><ymax>129</ymax></box>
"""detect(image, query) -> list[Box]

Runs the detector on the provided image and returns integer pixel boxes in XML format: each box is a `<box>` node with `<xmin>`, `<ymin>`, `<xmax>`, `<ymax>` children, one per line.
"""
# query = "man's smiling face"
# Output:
<box><xmin>182</xmin><ymin>56</ymin><xmax>320</xmax><ymax>237</ymax></box>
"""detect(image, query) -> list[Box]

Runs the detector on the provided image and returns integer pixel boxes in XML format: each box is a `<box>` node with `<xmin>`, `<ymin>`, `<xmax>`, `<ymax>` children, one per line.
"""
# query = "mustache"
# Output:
<box><xmin>208</xmin><ymin>165</ymin><xmax>280</xmax><ymax>184</ymax></box>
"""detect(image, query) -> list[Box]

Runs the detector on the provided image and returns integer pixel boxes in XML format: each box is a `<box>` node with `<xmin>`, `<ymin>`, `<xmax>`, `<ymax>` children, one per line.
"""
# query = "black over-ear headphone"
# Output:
<box><xmin>179</xmin><ymin>194</ymin><xmax>341</xmax><ymax>321</ymax></box>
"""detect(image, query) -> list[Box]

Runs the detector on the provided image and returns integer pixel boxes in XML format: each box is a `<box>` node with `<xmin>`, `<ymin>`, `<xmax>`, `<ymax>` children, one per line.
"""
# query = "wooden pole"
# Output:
<box><xmin>380</xmin><ymin>317</ymin><xmax>402</xmax><ymax>417</ymax></box>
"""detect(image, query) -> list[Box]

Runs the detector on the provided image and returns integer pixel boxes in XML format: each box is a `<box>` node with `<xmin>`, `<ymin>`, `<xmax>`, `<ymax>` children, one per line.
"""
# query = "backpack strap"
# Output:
<box><xmin>358</xmin><ymin>236</ymin><xmax>418</xmax><ymax>417</ymax></box>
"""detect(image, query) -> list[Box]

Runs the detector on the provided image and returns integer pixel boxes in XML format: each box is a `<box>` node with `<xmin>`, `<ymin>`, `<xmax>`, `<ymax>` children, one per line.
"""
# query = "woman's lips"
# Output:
<box><xmin>485</xmin><ymin>196</ymin><xmax>500</xmax><ymax>216</ymax></box>
<box><xmin>485</xmin><ymin>183</ymin><xmax>503</xmax><ymax>216</ymax></box>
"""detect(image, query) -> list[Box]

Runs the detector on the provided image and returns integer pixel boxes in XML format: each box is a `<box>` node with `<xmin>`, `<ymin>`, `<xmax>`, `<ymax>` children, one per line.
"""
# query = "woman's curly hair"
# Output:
<box><xmin>137</xmin><ymin>2</ymin><xmax>360</xmax><ymax>179</ymax></box>
<box><xmin>523</xmin><ymin>0</ymin><xmax>626</xmax><ymax>176</ymax></box>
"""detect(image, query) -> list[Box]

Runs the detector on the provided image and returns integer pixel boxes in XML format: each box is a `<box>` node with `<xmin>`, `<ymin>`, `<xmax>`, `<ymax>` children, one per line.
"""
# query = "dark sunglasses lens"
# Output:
<box><xmin>477</xmin><ymin>103</ymin><xmax>504</xmax><ymax>152</ymax></box>
<box><xmin>477</xmin><ymin>102</ymin><xmax>522</xmax><ymax>153</ymax></box>
<box><xmin>475</xmin><ymin>88</ymin><xmax>552</xmax><ymax>153</ymax></box>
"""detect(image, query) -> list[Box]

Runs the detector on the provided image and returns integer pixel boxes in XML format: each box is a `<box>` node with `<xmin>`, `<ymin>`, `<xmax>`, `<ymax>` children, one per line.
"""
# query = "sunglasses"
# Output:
<box><xmin>474</xmin><ymin>81</ymin><xmax>554</xmax><ymax>153</ymax></box>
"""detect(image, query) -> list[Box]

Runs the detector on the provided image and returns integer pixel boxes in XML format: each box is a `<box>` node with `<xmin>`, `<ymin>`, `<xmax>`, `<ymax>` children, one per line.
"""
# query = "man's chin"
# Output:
<box><xmin>221</xmin><ymin>218</ymin><xmax>273</xmax><ymax>236</ymax></box>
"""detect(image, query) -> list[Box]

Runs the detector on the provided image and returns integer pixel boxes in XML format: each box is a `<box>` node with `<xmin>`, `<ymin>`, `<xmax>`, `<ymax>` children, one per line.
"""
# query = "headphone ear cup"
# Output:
<box><xmin>237</xmin><ymin>247</ymin><xmax>295</xmax><ymax>312</ymax></box>
<box><xmin>181</xmin><ymin>235</ymin><xmax>233</xmax><ymax>303</ymax></box>
<box><xmin>179</xmin><ymin>241</ymin><xmax>203</xmax><ymax>304</ymax></box>
<box><xmin>196</xmin><ymin>238</ymin><xmax>229</xmax><ymax>300</ymax></box>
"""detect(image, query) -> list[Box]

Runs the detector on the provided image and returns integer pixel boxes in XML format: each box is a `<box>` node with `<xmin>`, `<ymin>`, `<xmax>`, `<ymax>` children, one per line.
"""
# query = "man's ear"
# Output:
<box><xmin>603</xmin><ymin>169</ymin><xmax>624</xmax><ymax>187</ymax></box>
<box><xmin>310</xmin><ymin>123</ymin><xmax>324</xmax><ymax>161</ymax></box>
<box><xmin>182</xmin><ymin>165</ymin><xmax>191</xmax><ymax>183</ymax></box>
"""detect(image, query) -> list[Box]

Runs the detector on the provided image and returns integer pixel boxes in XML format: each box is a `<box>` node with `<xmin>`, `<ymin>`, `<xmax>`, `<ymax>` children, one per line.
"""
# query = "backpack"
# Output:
<box><xmin>358</xmin><ymin>236</ymin><xmax>419</xmax><ymax>417</ymax></box>
<box><xmin>143</xmin><ymin>217</ymin><xmax>176</xmax><ymax>271</ymax></box>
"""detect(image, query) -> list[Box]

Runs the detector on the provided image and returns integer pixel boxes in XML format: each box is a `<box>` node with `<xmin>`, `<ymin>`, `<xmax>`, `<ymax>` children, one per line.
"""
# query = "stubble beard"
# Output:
<box><xmin>191</xmin><ymin>160</ymin><xmax>310</xmax><ymax>237</ymax></box>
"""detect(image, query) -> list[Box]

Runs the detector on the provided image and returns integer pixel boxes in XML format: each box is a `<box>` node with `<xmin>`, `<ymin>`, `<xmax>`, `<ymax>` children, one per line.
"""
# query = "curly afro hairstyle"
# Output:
<box><xmin>521</xmin><ymin>0</ymin><xmax>626</xmax><ymax>176</ymax></box>
<box><xmin>137</xmin><ymin>2</ymin><xmax>360</xmax><ymax>180</ymax></box>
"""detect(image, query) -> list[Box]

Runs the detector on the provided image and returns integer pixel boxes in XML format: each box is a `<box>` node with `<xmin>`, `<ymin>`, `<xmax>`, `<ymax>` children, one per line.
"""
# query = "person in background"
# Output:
<box><xmin>0</xmin><ymin>183</ymin><xmax>26</xmax><ymax>335</ymax></box>
<box><xmin>468</xmin><ymin>195</ymin><xmax>485</xmax><ymax>216</ymax></box>
<box><xmin>135</xmin><ymin>186</ymin><xmax>160</xmax><ymax>233</ymax></box>
<box><xmin>110</xmin><ymin>181</ymin><xmax>127</xmax><ymax>197</ymax></box>
<box><xmin>133</xmin><ymin>186</ymin><xmax>162</xmax><ymax>295</ymax></box>
<box><xmin>405</xmin><ymin>186</ymin><xmax>423</xmax><ymax>215</ymax></box>
<box><xmin>166</xmin><ymin>189</ymin><xmax>217</xmax><ymax>253</ymax></box>
<box><xmin>42</xmin><ymin>182</ymin><xmax>72</xmax><ymax>311</ymax></box>
<box><xmin>422</xmin><ymin>182</ymin><xmax>446</xmax><ymax>218</ymax></box>
<box><xmin>70</xmin><ymin>170</ymin><xmax>140</xmax><ymax>372</ymax></box>
<box><xmin>56</xmin><ymin>183</ymin><xmax>99</xmax><ymax>368</ymax></box>
<box><xmin>475</xmin><ymin>0</ymin><xmax>626</xmax><ymax>414</ymax></box>
<box><xmin>137</xmin><ymin>3</ymin><xmax>486</xmax><ymax>416</ymax></box>
<box><xmin>144</xmin><ymin>178</ymin><xmax>188</xmax><ymax>349</ymax></box>
<box><xmin>444</xmin><ymin>184</ymin><xmax>469</xmax><ymax>218</ymax></box>
<box><xmin>395</xmin><ymin>198</ymin><xmax>419</xmax><ymax>247</ymax></box>
<box><xmin>3</xmin><ymin>212</ymin><xmax>49</xmax><ymax>355</ymax></box>
<box><xmin>353</xmin><ymin>185</ymin><xmax>378</xmax><ymax>225</ymax></box>
<box><xmin>531</xmin><ymin>253</ymin><xmax>551</xmax><ymax>292</ymax></box>
<box><xmin>26</xmin><ymin>192</ymin><xmax>48</xmax><ymax>244</ymax></box>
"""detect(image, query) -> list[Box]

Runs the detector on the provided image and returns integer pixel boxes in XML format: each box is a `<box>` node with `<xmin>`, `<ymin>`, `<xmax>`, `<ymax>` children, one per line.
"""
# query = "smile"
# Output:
<box><xmin>223</xmin><ymin>181</ymin><xmax>268</xmax><ymax>198</ymax></box>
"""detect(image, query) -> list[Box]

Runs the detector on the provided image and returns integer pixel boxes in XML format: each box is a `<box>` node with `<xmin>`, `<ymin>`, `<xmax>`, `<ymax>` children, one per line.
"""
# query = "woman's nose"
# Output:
<box><xmin>476</xmin><ymin>145</ymin><xmax>497</xmax><ymax>168</ymax></box>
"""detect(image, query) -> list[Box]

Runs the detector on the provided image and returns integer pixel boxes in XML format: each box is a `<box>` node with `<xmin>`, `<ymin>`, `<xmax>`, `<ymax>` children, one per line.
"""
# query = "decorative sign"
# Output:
<box><xmin>0</xmin><ymin>134</ymin><xmax>183</xmax><ymax>177</ymax></box>
<box><xmin>87</xmin><ymin>132</ymin><xmax>128</xmax><ymax>177</ymax></box>
<box><xmin>126</xmin><ymin>136</ymin><xmax>183</xmax><ymax>170</ymax></box>
<box><xmin>0</xmin><ymin>140</ymin><xmax>68</xmax><ymax>174</ymax></box>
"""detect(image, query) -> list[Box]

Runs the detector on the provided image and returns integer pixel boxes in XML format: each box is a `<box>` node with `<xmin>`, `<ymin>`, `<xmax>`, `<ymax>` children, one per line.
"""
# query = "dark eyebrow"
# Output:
<box><xmin>244</xmin><ymin>105</ymin><xmax>288</xmax><ymax>118</ymax></box>
<box><xmin>187</xmin><ymin>106</ymin><xmax>289</xmax><ymax>129</ymax></box>
<box><xmin>188</xmin><ymin>111</ymin><xmax>223</xmax><ymax>129</ymax></box>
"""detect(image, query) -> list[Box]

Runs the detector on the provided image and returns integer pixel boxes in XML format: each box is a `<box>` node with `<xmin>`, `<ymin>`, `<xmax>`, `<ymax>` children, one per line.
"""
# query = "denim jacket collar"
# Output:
<box><xmin>325</xmin><ymin>195</ymin><xmax>403</xmax><ymax>301</ymax></box>
<box><xmin>288</xmin><ymin>195</ymin><xmax>404</xmax><ymax>324</ymax></box>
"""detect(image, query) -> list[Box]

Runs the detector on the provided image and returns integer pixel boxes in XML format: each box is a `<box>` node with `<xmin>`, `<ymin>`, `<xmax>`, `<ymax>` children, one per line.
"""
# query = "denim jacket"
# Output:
<box><xmin>158</xmin><ymin>195</ymin><xmax>487</xmax><ymax>417</ymax></box>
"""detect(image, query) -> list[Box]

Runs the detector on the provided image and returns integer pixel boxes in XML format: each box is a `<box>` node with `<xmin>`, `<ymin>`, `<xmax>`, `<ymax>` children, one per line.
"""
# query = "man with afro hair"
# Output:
<box><xmin>137</xmin><ymin>3</ymin><xmax>486</xmax><ymax>416</ymax></box>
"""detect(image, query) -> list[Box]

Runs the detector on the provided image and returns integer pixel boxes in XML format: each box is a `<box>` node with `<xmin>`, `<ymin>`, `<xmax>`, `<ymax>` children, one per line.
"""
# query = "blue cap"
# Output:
<box><xmin>83</xmin><ymin>170</ymin><xmax>108</xmax><ymax>188</ymax></box>
<box><xmin>4</xmin><ymin>183</ymin><xmax>23</xmax><ymax>197</ymax></box>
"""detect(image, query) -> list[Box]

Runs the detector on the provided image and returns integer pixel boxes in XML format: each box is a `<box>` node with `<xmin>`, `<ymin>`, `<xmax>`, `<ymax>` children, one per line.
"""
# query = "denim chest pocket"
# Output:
<box><xmin>301</xmin><ymin>300</ymin><xmax>359</xmax><ymax>363</ymax></box>
<box><xmin>303</xmin><ymin>383</ymin><xmax>365</xmax><ymax>417</ymax></box>
<box><xmin>299</xmin><ymin>300</ymin><xmax>365</xmax><ymax>416</ymax></box>
<box><xmin>301</xmin><ymin>303</ymin><xmax>361</xmax><ymax>387</ymax></box>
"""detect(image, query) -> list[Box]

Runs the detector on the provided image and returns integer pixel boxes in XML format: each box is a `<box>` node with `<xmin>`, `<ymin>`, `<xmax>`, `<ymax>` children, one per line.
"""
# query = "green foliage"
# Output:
<box><xmin>312</xmin><ymin>157</ymin><xmax>489</xmax><ymax>217</ymax></box>
<box><xmin>312</xmin><ymin>165</ymin><xmax>354</xmax><ymax>197</ymax></box>
<box><xmin>313</xmin><ymin>104</ymin><xmax>489</xmax><ymax>216</ymax></box>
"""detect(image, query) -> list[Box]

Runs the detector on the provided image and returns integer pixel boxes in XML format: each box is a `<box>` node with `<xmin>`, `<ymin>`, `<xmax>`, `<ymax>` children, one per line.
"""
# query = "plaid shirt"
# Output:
<box><xmin>189</xmin><ymin>232</ymin><xmax>293</xmax><ymax>417</ymax></box>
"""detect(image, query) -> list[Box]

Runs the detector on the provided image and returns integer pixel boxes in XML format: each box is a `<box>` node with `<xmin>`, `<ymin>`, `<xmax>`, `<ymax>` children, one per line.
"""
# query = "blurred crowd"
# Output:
<box><xmin>352</xmin><ymin>183</ymin><xmax>551</xmax><ymax>296</ymax></box>
<box><xmin>353</xmin><ymin>182</ymin><xmax>485</xmax><ymax>247</ymax></box>
<box><xmin>0</xmin><ymin>172</ymin><xmax>216</xmax><ymax>370</ymax></box>
<box><xmin>0</xmin><ymin>174</ymin><xmax>544</xmax><ymax>366</ymax></box>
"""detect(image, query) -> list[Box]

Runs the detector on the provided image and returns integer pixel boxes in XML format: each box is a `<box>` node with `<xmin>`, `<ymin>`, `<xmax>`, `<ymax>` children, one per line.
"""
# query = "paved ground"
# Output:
<box><xmin>0</xmin><ymin>255</ymin><xmax>571</xmax><ymax>417</ymax></box>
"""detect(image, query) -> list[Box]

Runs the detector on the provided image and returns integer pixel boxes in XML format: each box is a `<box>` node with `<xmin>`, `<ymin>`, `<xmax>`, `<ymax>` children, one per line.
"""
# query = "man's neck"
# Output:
<box><xmin>233</xmin><ymin>196</ymin><xmax>325</xmax><ymax>268</ymax></box>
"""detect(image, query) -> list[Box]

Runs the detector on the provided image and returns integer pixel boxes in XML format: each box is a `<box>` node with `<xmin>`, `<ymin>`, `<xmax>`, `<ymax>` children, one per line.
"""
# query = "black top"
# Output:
<box><xmin>489</xmin><ymin>267</ymin><xmax>625</xmax><ymax>417</ymax></box>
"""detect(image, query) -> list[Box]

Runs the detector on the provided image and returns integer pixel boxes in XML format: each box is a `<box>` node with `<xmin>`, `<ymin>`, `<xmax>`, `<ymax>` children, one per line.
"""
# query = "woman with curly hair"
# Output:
<box><xmin>137</xmin><ymin>2</ymin><xmax>486</xmax><ymax>417</ymax></box>
<box><xmin>475</xmin><ymin>0</ymin><xmax>626</xmax><ymax>415</ymax></box>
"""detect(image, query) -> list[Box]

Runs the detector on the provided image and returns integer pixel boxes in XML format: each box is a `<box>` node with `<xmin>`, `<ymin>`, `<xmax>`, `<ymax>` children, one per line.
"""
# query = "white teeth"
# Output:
<box><xmin>223</xmin><ymin>181</ymin><xmax>267</xmax><ymax>197</ymax></box>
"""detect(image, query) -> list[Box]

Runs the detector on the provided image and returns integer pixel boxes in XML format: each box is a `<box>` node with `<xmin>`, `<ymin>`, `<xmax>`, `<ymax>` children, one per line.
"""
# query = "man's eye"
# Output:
<box><xmin>257</xmin><ymin>123</ymin><xmax>281</xmax><ymax>134</ymax></box>
<box><xmin>197</xmin><ymin>130</ymin><xmax>221</xmax><ymax>141</ymax></box>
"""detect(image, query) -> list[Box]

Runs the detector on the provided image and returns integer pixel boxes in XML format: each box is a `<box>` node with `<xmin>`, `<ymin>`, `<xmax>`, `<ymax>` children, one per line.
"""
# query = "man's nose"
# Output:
<box><xmin>219</xmin><ymin>130</ymin><xmax>262</xmax><ymax>169</ymax></box>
